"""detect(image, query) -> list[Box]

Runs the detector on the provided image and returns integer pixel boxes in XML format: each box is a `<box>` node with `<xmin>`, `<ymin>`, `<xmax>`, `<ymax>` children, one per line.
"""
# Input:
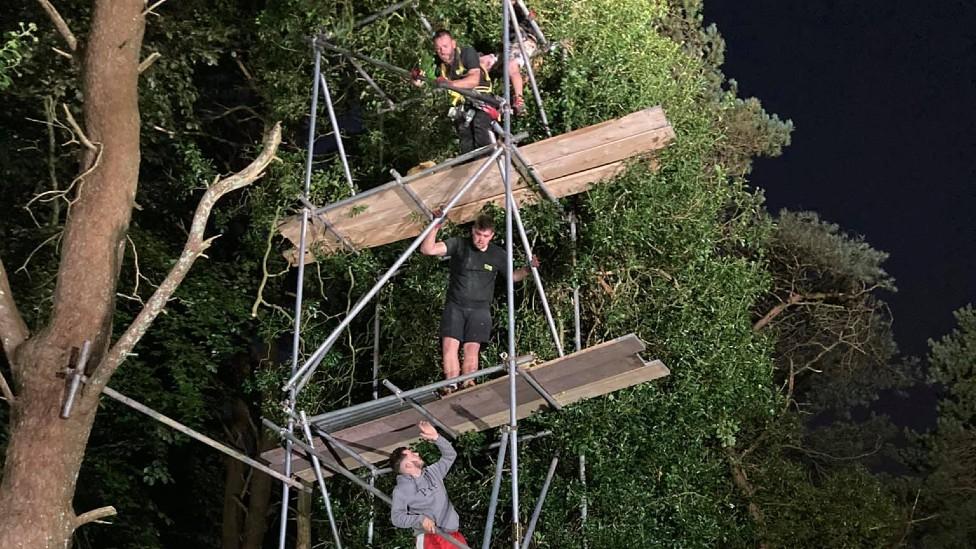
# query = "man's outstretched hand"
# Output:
<box><xmin>418</xmin><ymin>421</ymin><xmax>439</xmax><ymax>441</ymax></box>
<box><xmin>529</xmin><ymin>255</ymin><xmax>540</xmax><ymax>269</ymax></box>
<box><xmin>432</xmin><ymin>207</ymin><xmax>446</xmax><ymax>228</ymax></box>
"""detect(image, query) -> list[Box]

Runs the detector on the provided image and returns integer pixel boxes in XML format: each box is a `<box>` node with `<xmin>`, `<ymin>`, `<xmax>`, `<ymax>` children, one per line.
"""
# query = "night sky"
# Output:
<box><xmin>706</xmin><ymin>1</ymin><xmax>976</xmax><ymax>360</ymax></box>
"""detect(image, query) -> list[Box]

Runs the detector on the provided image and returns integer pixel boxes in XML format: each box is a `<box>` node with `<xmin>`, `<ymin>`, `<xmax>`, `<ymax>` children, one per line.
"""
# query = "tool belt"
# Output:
<box><xmin>447</xmin><ymin>97</ymin><xmax>502</xmax><ymax>126</ymax></box>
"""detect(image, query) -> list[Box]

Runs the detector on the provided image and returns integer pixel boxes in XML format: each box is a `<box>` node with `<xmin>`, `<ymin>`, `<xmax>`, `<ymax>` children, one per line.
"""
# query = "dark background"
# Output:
<box><xmin>706</xmin><ymin>1</ymin><xmax>976</xmax><ymax>428</ymax></box>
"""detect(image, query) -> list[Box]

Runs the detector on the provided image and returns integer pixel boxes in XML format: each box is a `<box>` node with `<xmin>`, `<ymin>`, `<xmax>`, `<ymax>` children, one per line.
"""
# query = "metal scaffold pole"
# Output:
<box><xmin>278</xmin><ymin>42</ymin><xmax>323</xmax><ymax>549</ymax></box>
<box><xmin>285</xmin><ymin>146</ymin><xmax>505</xmax><ymax>393</ymax></box>
<box><xmin>505</xmin><ymin>0</ymin><xmax>551</xmax><ymax>136</ymax></box>
<box><xmin>570</xmin><ymin>211</ymin><xmax>588</xmax><ymax>547</ymax></box>
<box><xmin>318</xmin><ymin>71</ymin><xmax>357</xmax><ymax>194</ymax></box>
<box><xmin>481</xmin><ymin>430</ymin><xmax>510</xmax><ymax>549</ymax></box>
<box><xmin>502</xmin><ymin>2</ymin><xmax>521</xmax><ymax>547</ymax></box>
<box><xmin>299</xmin><ymin>411</ymin><xmax>344</xmax><ymax>548</ymax></box>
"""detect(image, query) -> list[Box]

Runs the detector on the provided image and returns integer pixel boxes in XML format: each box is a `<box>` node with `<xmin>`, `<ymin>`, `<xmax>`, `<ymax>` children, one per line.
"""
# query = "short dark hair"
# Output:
<box><xmin>433</xmin><ymin>29</ymin><xmax>453</xmax><ymax>41</ymax></box>
<box><xmin>473</xmin><ymin>214</ymin><xmax>495</xmax><ymax>232</ymax></box>
<box><xmin>389</xmin><ymin>446</ymin><xmax>409</xmax><ymax>474</ymax></box>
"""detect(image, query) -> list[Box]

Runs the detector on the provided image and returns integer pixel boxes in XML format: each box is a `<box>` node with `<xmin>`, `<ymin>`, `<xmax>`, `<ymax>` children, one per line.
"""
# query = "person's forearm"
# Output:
<box><xmin>428</xmin><ymin>435</ymin><xmax>457</xmax><ymax>476</ymax></box>
<box><xmin>391</xmin><ymin>504</ymin><xmax>425</xmax><ymax>529</ymax></box>
<box><xmin>447</xmin><ymin>70</ymin><xmax>482</xmax><ymax>90</ymax></box>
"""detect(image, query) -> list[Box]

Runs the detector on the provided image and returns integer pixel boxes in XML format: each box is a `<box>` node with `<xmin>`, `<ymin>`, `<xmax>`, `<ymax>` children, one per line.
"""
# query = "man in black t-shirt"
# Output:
<box><xmin>428</xmin><ymin>29</ymin><xmax>495</xmax><ymax>153</ymax></box>
<box><xmin>420</xmin><ymin>214</ymin><xmax>538</xmax><ymax>394</ymax></box>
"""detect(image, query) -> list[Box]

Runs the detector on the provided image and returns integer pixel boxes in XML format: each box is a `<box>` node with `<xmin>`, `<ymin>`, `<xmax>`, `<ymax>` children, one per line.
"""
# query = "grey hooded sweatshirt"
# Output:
<box><xmin>390</xmin><ymin>436</ymin><xmax>460</xmax><ymax>534</ymax></box>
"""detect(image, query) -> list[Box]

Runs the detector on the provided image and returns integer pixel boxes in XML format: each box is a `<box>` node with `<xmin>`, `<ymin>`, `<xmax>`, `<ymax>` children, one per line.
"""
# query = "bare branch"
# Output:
<box><xmin>753</xmin><ymin>291</ymin><xmax>838</xmax><ymax>331</ymax></box>
<box><xmin>92</xmin><ymin>123</ymin><xmax>282</xmax><ymax>386</ymax></box>
<box><xmin>51</xmin><ymin>47</ymin><xmax>72</xmax><ymax>60</ymax></box>
<box><xmin>0</xmin><ymin>371</ymin><xmax>14</xmax><ymax>404</ymax></box>
<box><xmin>141</xmin><ymin>0</ymin><xmax>171</xmax><ymax>17</ymax></box>
<box><xmin>782</xmin><ymin>437</ymin><xmax>882</xmax><ymax>462</ymax></box>
<box><xmin>36</xmin><ymin>0</ymin><xmax>78</xmax><ymax>52</ymax></box>
<box><xmin>74</xmin><ymin>506</ymin><xmax>116</xmax><ymax>527</ymax></box>
<box><xmin>138</xmin><ymin>52</ymin><xmax>161</xmax><ymax>74</ymax></box>
<box><xmin>250</xmin><ymin>207</ymin><xmax>283</xmax><ymax>317</ymax></box>
<box><xmin>0</xmin><ymin>258</ymin><xmax>30</xmax><ymax>369</ymax></box>
<box><xmin>62</xmin><ymin>104</ymin><xmax>97</xmax><ymax>152</ymax></box>
<box><xmin>724</xmin><ymin>447</ymin><xmax>768</xmax><ymax>548</ymax></box>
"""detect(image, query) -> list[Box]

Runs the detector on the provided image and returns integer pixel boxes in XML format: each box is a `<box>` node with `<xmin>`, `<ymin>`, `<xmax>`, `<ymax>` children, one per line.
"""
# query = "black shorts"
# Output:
<box><xmin>440</xmin><ymin>302</ymin><xmax>491</xmax><ymax>344</ymax></box>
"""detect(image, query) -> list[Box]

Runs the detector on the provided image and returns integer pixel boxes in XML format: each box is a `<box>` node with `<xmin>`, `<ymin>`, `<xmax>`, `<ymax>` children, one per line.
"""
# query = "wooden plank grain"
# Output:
<box><xmin>261</xmin><ymin>334</ymin><xmax>667</xmax><ymax>478</ymax></box>
<box><xmin>279</xmin><ymin>106</ymin><xmax>674</xmax><ymax>263</ymax></box>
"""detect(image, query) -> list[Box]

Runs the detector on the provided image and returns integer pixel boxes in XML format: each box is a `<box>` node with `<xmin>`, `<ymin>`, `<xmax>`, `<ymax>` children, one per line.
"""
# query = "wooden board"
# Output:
<box><xmin>260</xmin><ymin>334</ymin><xmax>669</xmax><ymax>480</ymax></box>
<box><xmin>279</xmin><ymin>107</ymin><xmax>675</xmax><ymax>264</ymax></box>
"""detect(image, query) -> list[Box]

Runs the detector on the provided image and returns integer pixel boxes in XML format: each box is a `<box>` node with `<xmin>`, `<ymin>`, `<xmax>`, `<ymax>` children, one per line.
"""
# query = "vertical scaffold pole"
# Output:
<box><xmin>368</xmin><ymin>303</ymin><xmax>380</xmax><ymax>546</ymax></box>
<box><xmin>509</xmin><ymin>196</ymin><xmax>564</xmax><ymax>357</ymax></box>
<box><xmin>502</xmin><ymin>2</ymin><xmax>521</xmax><ymax>547</ymax></box>
<box><xmin>279</xmin><ymin>41</ymin><xmax>323</xmax><ymax>549</ymax></box>
<box><xmin>487</xmin><ymin>130</ymin><xmax>562</xmax><ymax>358</ymax></box>
<box><xmin>570</xmin><ymin>211</ymin><xmax>587</xmax><ymax>547</ymax></box>
<box><xmin>286</xmin><ymin>147</ymin><xmax>505</xmax><ymax>393</ymax></box>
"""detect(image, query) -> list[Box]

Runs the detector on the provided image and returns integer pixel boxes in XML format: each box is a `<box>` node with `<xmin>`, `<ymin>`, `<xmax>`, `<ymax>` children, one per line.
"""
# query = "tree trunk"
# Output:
<box><xmin>222</xmin><ymin>456</ymin><xmax>247</xmax><ymax>549</ymax></box>
<box><xmin>241</xmin><ymin>467</ymin><xmax>274</xmax><ymax>549</ymax></box>
<box><xmin>0</xmin><ymin>2</ymin><xmax>145</xmax><ymax>548</ymax></box>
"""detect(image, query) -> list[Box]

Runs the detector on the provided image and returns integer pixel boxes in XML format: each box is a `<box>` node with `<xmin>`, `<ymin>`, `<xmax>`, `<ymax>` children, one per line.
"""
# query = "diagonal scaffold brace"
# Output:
<box><xmin>298</xmin><ymin>411</ymin><xmax>344</xmax><ymax>548</ymax></box>
<box><xmin>284</xmin><ymin>145</ymin><xmax>505</xmax><ymax>394</ymax></box>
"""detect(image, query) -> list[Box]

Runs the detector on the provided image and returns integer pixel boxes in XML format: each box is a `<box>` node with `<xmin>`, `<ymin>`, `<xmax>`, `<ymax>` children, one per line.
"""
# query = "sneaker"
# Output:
<box><xmin>438</xmin><ymin>383</ymin><xmax>458</xmax><ymax>397</ymax></box>
<box><xmin>461</xmin><ymin>379</ymin><xmax>476</xmax><ymax>390</ymax></box>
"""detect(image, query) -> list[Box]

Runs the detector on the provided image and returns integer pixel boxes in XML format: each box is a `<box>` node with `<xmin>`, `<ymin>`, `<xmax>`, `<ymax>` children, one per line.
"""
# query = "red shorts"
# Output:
<box><xmin>421</xmin><ymin>530</ymin><xmax>468</xmax><ymax>549</ymax></box>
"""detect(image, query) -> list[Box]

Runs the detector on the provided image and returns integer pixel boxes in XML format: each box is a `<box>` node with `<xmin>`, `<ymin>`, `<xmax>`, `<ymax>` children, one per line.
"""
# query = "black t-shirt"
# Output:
<box><xmin>436</xmin><ymin>46</ymin><xmax>490</xmax><ymax>89</ymax></box>
<box><xmin>444</xmin><ymin>236</ymin><xmax>507</xmax><ymax>309</ymax></box>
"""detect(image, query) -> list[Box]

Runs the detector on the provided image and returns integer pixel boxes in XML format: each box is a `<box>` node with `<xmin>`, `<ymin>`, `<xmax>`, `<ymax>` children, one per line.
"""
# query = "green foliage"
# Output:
<box><xmin>0</xmin><ymin>0</ymin><xmax>928</xmax><ymax>547</ymax></box>
<box><xmin>929</xmin><ymin>305</ymin><xmax>976</xmax><ymax>429</ymax></box>
<box><xmin>760</xmin><ymin>460</ymin><xmax>902</xmax><ymax>547</ymax></box>
<box><xmin>0</xmin><ymin>22</ymin><xmax>37</xmax><ymax>91</ymax></box>
<box><xmin>910</xmin><ymin>305</ymin><xmax>976</xmax><ymax>547</ymax></box>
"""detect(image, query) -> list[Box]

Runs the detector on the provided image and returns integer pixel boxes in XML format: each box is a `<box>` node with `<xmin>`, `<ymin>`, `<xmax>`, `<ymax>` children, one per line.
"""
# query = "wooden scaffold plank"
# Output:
<box><xmin>260</xmin><ymin>333</ymin><xmax>669</xmax><ymax>481</ymax></box>
<box><xmin>278</xmin><ymin>106</ymin><xmax>675</xmax><ymax>263</ymax></box>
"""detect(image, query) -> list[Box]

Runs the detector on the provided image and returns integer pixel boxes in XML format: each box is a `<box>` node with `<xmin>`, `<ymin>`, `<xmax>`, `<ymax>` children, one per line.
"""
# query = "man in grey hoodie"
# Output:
<box><xmin>389</xmin><ymin>421</ymin><xmax>469</xmax><ymax>548</ymax></box>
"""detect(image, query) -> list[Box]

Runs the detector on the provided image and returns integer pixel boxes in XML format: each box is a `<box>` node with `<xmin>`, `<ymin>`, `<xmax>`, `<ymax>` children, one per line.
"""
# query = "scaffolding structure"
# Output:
<box><xmin>263</xmin><ymin>1</ymin><xmax>676</xmax><ymax>547</ymax></box>
<box><xmin>274</xmin><ymin>3</ymin><xmax>553</xmax><ymax>547</ymax></box>
<box><xmin>55</xmin><ymin>2</ymin><xmax>674</xmax><ymax>548</ymax></box>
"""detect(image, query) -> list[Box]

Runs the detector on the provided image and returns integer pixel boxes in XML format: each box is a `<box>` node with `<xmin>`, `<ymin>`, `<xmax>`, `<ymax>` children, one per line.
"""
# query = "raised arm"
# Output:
<box><xmin>419</xmin><ymin>421</ymin><xmax>457</xmax><ymax>480</ymax></box>
<box><xmin>420</xmin><ymin>219</ymin><xmax>448</xmax><ymax>256</ymax></box>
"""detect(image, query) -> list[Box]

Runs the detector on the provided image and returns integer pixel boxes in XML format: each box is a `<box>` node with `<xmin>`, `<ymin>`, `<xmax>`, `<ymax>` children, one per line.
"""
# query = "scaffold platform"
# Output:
<box><xmin>261</xmin><ymin>333</ymin><xmax>668</xmax><ymax>481</ymax></box>
<box><xmin>278</xmin><ymin>107</ymin><xmax>674</xmax><ymax>264</ymax></box>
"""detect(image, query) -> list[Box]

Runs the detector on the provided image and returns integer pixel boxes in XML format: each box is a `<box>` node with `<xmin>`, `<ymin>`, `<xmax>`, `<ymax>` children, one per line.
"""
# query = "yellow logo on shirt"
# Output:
<box><xmin>484</xmin><ymin>264</ymin><xmax>493</xmax><ymax>271</ymax></box>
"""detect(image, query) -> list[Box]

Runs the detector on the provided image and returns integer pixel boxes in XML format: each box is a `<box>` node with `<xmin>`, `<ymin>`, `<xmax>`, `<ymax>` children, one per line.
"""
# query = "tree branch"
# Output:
<box><xmin>0</xmin><ymin>258</ymin><xmax>29</xmax><ymax>370</ymax></box>
<box><xmin>91</xmin><ymin>123</ymin><xmax>282</xmax><ymax>387</ymax></box>
<box><xmin>724</xmin><ymin>447</ymin><xmax>768</xmax><ymax>548</ymax></box>
<box><xmin>36</xmin><ymin>0</ymin><xmax>78</xmax><ymax>52</ymax></box>
<box><xmin>138</xmin><ymin>52</ymin><xmax>161</xmax><ymax>74</ymax></box>
<box><xmin>0</xmin><ymin>371</ymin><xmax>14</xmax><ymax>404</ymax></box>
<box><xmin>74</xmin><ymin>505</ymin><xmax>116</xmax><ymax>527</ymax></box>
<box><xmin>753</xmin><ymin>291</ymin><xmax>837</xmax><ymax>331</ymax></box>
